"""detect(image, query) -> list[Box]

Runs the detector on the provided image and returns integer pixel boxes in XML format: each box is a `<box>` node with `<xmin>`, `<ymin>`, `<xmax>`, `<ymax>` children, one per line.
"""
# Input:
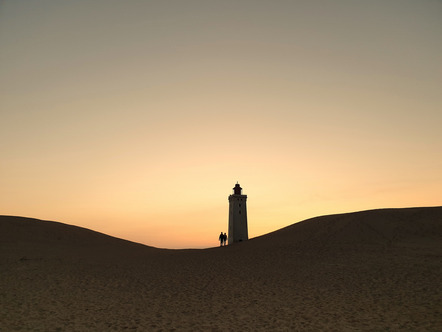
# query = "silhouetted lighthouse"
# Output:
<box><xmin>228</xmin><ymin>182</ymin><xmax>248</xmax><ymax>244</ymax></box>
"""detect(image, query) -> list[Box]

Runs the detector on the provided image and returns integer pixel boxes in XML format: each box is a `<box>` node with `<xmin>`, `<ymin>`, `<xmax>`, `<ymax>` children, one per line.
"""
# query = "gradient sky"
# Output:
<box><xmin>1</xmin><ymin>0</ymin><xmax>441</xmax><ymax>248</ymax></box>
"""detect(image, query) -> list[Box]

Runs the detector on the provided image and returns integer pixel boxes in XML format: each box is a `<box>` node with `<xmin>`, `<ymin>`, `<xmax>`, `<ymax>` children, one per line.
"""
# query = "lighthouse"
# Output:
<box><xmin>228</xmin><ymin>182</ymin><xmax>248</xmax><ymax>244</ymax></box>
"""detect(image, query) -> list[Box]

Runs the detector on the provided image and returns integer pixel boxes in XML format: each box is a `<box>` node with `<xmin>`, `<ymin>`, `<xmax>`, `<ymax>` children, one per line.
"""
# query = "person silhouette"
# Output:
<box><xmin>219</xmin><ymin>232</ymin><xmax>224</xmax><ymax>246</ymax></box>
<box><xmin>223</xmin><ymin>232</ymin><xmax>227</xmax><ymax>246</ymax></box>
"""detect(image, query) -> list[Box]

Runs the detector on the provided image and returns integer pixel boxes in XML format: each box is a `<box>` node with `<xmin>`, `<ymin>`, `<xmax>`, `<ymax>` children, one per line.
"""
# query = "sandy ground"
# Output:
<box><xmin>1</xmin><ymin>207</ymin><xmax>441</xmax><ymax>331</ymax></box>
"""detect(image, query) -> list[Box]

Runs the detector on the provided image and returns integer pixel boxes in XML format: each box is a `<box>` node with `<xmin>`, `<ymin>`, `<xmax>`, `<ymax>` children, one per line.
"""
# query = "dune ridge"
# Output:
<box><xmin>1</xmin><ymin>206</ymin><xmax>441</xmax><ymax>331</ymax></box>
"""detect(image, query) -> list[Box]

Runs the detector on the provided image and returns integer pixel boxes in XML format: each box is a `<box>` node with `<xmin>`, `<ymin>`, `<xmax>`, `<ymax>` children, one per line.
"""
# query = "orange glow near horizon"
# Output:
<box><xmin>1</xmin><ymin>1</ymin><xmax>441</xmax><ymax>248</ymax></box>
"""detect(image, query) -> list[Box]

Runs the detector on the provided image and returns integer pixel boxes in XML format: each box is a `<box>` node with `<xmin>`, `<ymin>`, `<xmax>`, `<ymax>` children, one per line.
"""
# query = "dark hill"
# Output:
<box><xmin>1</xmin><ymin>207</ymin><xmax>441</xmax><ymax>330</ymax></box>
<box><xmin>1</xmin><ymin>207</ymin><xmax>441</xmax><ymax>262</ymax></box>
<box><xmin>0</xmin><ymin>215</ymin><xmax>159</xmax><ymax>264</ymax></box>
<box><xmin>249</xmin><ymin>206</ymin><xmax>442</xmax><ymax>250</ymax></box>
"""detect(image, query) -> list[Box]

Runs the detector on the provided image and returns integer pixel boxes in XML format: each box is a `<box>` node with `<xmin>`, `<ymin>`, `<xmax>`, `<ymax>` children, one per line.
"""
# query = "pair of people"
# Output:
<box><xmin>219</xmin><ymin>232</ymin><xmax>227</xmax><ymax>246</ymax></box>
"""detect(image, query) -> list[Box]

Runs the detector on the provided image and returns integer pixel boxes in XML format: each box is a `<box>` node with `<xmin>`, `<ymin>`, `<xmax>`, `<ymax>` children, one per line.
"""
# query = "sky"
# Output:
<box><xmin>1</xmin><ymin>0</ymin><xmax>441</xmax><ymax>248</ymax></box>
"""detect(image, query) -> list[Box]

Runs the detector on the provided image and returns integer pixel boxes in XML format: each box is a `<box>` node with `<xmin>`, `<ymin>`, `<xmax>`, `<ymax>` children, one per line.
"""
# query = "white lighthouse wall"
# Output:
<box><xmin>228</xmin><ymin>195</ymin><xmax>248</xmax><ymax>244</ymax></box>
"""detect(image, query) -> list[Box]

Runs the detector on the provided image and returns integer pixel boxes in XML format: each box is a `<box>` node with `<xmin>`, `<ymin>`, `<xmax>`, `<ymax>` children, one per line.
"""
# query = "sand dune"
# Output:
<box><xmin>1</xmin><ymin>207</ymin><xmax>441</xmax><ymax>331</ymax></box>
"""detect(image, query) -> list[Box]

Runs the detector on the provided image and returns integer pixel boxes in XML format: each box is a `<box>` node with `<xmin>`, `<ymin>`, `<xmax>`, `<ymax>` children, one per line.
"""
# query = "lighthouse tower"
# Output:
<box><xmin>228</xmin><ymin>182</ymin><xmax>248</xmax><ymax>244</ymax></box>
